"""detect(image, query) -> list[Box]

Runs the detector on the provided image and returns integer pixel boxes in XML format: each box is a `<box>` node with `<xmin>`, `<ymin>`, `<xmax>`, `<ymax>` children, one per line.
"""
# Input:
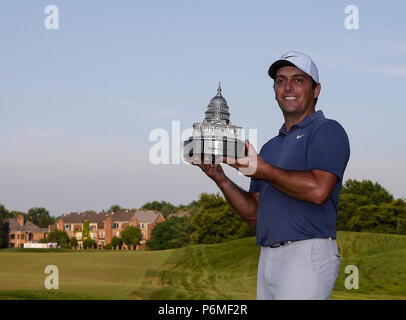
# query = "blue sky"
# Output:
<box><xmin>0</xmin><ymin>0</ymin><xmax>405</xmax><ymax>216</ymax></box>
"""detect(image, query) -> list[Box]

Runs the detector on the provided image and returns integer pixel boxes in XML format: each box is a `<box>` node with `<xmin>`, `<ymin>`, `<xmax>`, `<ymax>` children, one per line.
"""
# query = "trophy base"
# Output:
<box><xmin>183</xmin><ymin>136</ymin><xmax>247</xmax><ymax>164</ymax></box>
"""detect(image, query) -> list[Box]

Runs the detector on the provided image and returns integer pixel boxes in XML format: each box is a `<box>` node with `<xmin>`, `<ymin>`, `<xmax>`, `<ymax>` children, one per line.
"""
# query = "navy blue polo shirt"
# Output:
<box><xmin>249</xmin><ymin>110</ymin><xmax>350</xmax><ymax>246</ymax></box>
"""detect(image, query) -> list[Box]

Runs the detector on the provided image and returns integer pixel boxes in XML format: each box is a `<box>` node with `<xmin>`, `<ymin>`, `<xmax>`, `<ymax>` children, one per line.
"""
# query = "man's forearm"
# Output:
<box><xmin>257</xmin><ymin>163</ymin><xmax>335</xmax><ymax>205</ymax></box>
<box><xmin>216</xmin><ymin>177</ymin><xmax>258</xmax><ymax>226</ymax></box>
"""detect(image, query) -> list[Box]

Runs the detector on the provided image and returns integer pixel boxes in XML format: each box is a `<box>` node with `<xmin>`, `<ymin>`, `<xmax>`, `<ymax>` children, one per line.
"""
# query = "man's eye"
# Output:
<box><xmin>276</xmin><ymin>79</ymin><xmax>285</xmax><ymax>84</ymax></box>
<box><xmin>295</xmin><ymin>78</ymin><xmax>304</xmax><ymax>83</ymax></box>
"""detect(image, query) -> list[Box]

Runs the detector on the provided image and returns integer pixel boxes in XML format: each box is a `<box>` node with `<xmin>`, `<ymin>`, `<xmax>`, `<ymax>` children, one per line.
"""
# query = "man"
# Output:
<box><xmin>189</xmin><ymin>51</ymin><xmax>350</xmax><ymax>299</ymax></box>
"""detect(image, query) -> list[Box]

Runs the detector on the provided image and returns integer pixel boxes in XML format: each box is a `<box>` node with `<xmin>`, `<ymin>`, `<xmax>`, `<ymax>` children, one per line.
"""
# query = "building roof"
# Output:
<box><xmin>134</xmin><ymin>210</ymin><xmax>162</xmax><ymax>223</ymax></box>
<box><xmin>84</xmin><ymin>212</ymin><xmax>107</xmax><ymax>223</ymax></box>
<box><xmin>106</xmin><ymin>210</ymin><xmax>136</xmax><ymax>222</ymax></box>
<box><xmin>167</xmin><ymin>211</ymin><xmax>190</xmax><ymax>219</ymax></box>
<box><xmin>58</xmin><ymin>210</ymin><xmax>162</xmax><ymax>224</ymax></box>
<box><xmin>59</xmin><ymin>212</ymin><xmax>88</xmax><ymax>223</ymax></box>
<box><xmin>4</xmin><ymin>218</ymin><xmax>48</xmax><ymax>233</ymax></box>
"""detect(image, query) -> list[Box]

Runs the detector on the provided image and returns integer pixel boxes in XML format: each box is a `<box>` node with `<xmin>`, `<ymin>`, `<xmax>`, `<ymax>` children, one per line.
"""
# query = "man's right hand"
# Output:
<box><xmin>186</xmin><ymin>156</ymin><xmax>228</xmax><ymax>186</ymax></box>
<box><xmin>185</xmin><ymin>155</ymin><xmax>258</xmax><ymax>226</ymax></box>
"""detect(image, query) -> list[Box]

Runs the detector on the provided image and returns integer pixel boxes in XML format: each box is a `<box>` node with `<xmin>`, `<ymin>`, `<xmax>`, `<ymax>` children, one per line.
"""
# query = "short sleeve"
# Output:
<box><xmin>249</xmin><ymin>178</ymin><xmax>261</xmax><ymax>193</ymax></box>
<box><xmin>307</xmin><ymin>120</ymin><xmax>350</xmax><ymax>181</ymax></box>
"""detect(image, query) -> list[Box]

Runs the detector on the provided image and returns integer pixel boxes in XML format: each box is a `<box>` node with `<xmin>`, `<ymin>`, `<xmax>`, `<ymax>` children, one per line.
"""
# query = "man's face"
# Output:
<box><xmin>274</xmin><ymin>66</ymin><xmax>321</xmax><ymax>116</ymax></box>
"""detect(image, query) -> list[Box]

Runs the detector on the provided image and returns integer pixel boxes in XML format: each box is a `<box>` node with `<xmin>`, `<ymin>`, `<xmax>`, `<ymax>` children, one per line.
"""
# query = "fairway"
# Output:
<box><xmin>0</xmin><ymin>231</ymin><xmax>405</xmax><ymax>300</ymax></box>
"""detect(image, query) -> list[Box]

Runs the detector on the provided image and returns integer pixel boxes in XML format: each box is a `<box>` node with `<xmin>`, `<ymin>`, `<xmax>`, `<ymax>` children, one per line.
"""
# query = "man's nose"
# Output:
<box><xmin>285</xmin><ymin>79</ymin><xmax>293</xmax><ymax>91</ymax></box>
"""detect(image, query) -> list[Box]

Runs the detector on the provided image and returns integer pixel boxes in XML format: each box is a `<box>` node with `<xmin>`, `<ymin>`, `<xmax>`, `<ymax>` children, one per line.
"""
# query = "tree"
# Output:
<box><xmin>27</xmin><ymin>207</ymin><xmax>55</xmax><ymax>228</ymax></box>
<box><xmin>108</xmin><ymin>205</ymin><xmax>123</xmax><ymax>213</ymax></box>
<box><xmin>47</xmin><ymin>230</ymin><xmax>70</xmax><ymax>248</ymax></box>
<box><xmin>340</xmin><ymin>179</ymin><xmax>394</xmax><ymax>205</ymax></box>
<box><xmin>347</xmin><ymin>200</ymin><xmax>406</xmax><ymax>235</ymax></box>
<box><xmin>103</xmin><ymin>243</ymin><xmax>112</xmax><ymax>250</ymax></box>
<box><xmin>82</xmin><ymin>220</ymin><xmax>90</xmax><ymax>239</ymax></box>
<box><xmin>190</xmin><ymin>193</ymin><xmax>256</xmax><ymax>244</ymax></box>
<box><xmin>0</xmin><ymin>204</ymin><xmax>11</xmax><ymax>219</ymax></box>
<box><xmin>177</xmin><ymin>200</ymin><xmax>200</xmax><ymax>215</ymax></box>
<box><xmin>121</xmin><ymin>226</ymin><xmax>142</xmax><ymax>248</ymax></box>
<box><xmin>337</xmin><ymin>179</ymin><xmax>406</xmax><ymax>235</ymax></box>
<box><xmin>111</xmin><ymin>236</ymin><xmax>122</xmax><ymax>248</ymax></box>
<box><xmin>140</xmin><ymin>200</ymin><xmax>178</xmax><ymax>218</ymax></box>
<box><xmin>0</xmin><ymin>203</ymin><xmax>9</xmax><ymax>248</ymax></box>
<box><xmin>147</xmin><ymin>216</ymin><xmax>193</xmax><ymax>250</ymax></box>
<box><xmin>70</xmin><ymin>237</ymin><xmax>78</xmax><ymax>249</ymax></box>
<box><xmin>8</xmin><ymin>211</ymin><xmax>27</xmax><ymax>218</ymax></box>
<box><xmin>82</xmin><ymin>238</ymin><xmax>96</xmax><ymax>249</ymax></box>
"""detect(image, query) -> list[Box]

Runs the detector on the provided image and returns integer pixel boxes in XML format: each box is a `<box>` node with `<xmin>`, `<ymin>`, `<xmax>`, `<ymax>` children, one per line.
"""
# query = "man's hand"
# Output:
<box><xmin>185</xmin><ymin>149</ymin><xmax>259</xmax><ymax>225</ymax></box>
<box><xmin>185</xmin><ymin>155</ymin><xmax>228</xmax><ymax>186</ymax></box>
<box><xmin>224</xmin><ymin>140</ymin><xmax>266</xmax><ymax>178</ymax></box>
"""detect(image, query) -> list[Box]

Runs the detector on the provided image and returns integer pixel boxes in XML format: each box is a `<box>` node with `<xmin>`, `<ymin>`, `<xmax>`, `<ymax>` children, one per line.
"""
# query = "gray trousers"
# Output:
<box><xmin>257</xmin><ymin>238</ymin><xmax>340</xmax><ymax>300</ymax></box>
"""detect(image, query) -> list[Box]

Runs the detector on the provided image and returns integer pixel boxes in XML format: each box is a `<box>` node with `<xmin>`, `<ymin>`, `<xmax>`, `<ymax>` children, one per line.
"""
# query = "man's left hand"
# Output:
<box><xmin>224</xmin><ymin>140</ymin><xmax>266</xmax><ymax>178</ymax></box>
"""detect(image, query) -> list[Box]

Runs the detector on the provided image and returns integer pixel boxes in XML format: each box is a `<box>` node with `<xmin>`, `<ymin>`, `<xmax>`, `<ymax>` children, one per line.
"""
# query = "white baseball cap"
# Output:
<box><xmin>268</xmin><ymin>51</ymin><xmax>319</xmax><ymax>83</ymax></box>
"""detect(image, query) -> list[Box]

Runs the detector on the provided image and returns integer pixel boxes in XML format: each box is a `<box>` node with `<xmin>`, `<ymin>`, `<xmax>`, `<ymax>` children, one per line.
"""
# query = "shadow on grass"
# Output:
<box><xmin>0</xmin><ymin>289</ymin><xmax>104</xmax><ymax>300</ymax></box>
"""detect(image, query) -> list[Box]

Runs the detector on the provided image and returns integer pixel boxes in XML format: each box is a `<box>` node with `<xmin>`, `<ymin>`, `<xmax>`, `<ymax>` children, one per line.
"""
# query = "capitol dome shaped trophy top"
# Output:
<box><xmin>183</xmin><ymin>83</ymin><xmax>247</xmax><ymax>164</ymax></box>
<box><xmin>203</xmin><ymin>82</ymin><xmax>231</xmax><ymax>124</ymax></box>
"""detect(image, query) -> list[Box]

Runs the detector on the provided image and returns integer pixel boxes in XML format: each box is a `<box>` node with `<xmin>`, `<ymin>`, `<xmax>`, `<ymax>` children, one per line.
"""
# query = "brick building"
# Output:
<box><xmin>49</xmin><ymin>210</ymin><xmax>164</xmax><ymax>250</ymax></box>
<box><xmin>4</xmin><ymin>214</ymin><xmax>48</xmax><ymax>248</ymax></box>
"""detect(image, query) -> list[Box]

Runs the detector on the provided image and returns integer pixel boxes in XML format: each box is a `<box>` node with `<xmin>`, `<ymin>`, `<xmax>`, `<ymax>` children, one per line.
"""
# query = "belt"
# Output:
<box><xmin>269</xmin><ymin>240</ymin><xmax>297</xmax><ymax>248</ymax></box>
<box><xmin>269</xmin><ymin>237</ymin><xmax>336</xmax><ymax>249</ymax></box>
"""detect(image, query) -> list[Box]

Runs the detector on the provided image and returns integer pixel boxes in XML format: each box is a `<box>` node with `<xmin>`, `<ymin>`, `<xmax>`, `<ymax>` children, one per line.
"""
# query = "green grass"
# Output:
<box><xmin>0</xmin><ymin>231</ymin><xmax>405</xmax><ymax>300</ymax></box>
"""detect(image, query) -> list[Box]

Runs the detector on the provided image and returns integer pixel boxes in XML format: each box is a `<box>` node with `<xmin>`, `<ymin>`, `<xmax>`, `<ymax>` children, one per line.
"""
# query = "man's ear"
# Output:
<box><xmin>314</xmin><ymin>82</ymin><xmax>321</xmax><ymax>98</ymax></box>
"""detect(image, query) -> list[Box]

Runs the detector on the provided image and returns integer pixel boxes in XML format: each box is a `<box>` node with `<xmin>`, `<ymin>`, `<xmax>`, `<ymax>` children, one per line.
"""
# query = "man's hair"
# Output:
<box><xmin>312</xmin><ymin>79</ymin><xmax>318</xmax><ymax>105</ymax></box>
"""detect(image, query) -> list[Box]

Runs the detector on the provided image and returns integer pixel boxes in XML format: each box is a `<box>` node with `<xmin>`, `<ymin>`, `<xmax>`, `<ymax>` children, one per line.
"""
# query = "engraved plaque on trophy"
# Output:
<box><xmin>183</xmin><ymin>83</ymin><xmax>247</xmax><ymax>164</ymax></box>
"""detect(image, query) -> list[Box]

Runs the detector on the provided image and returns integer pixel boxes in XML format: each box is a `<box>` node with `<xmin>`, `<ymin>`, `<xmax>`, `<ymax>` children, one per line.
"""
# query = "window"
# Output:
<box><xmin>99</xmin><ymin>231</ymin><xmax>105</xmax><ymax>238</ymax></box>
<box><xmin>91</xmin><ymin>233</ymin><xmax>97</xmax><ymax>240</ymax></box>
<box><xmin>64</xmin><ymin>224</ymin><xmax>70</xmax><ymax>231</ymax></box>
<box><xmin>113</xmin><ymin>222</ymin><xmax>120</xmax><ymax>229</ymax></box>
<box><xmin>113</xmin><ymin>231</ymin><xmax>120</xmax><ymax>237</ymax></box>
<box><xmin>21</xmin><ymin>233</ymin><xmax>25</xmax><ymax>240</ymax></box>
<box><xmin>90</xmin><ymin>224</ymin><xmax>97</xmax><ymax>231</ymax></box>
<box><xmin>10</xmin><ymin>234</ymin><xmax>15</xmax><ymax>240</ymax></box>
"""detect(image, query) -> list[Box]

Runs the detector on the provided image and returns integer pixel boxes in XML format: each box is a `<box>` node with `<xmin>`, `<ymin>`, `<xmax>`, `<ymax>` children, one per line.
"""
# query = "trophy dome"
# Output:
<box><xmin>203</xmin><ymin>82</ymin><xmax>231</xmax><ymax>124</ymax></box>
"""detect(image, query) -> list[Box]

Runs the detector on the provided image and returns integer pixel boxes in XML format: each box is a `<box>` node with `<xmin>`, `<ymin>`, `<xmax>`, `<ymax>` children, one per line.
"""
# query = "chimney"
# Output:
<box><xmin>105</xmin><ymin>217</ymin><xmax>113</xmax><ymax>244</ymax></box>
<box><xmin>17</xmin><ymin>214</ymin><xmax>25</xmax><ymax>227</ymax></box>
<box><xmin>131</xmin><ymin>217</ymin><xmax>138</xmax><ymax>228</ymax></box>
<box><xmin>57</xmin><ymin>218</ymin><xmax>64</xmax><ymax>231</ymax></box>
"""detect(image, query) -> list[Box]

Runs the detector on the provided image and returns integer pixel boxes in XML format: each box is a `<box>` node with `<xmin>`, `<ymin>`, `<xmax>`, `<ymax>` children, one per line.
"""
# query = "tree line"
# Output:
<box><xmin>1</xmin><ymin>179</ymin><xmax>405</xmax><ymax>250</ymax></box>
<box><xmin>146</xmin><ymin>179</ymin><xmax>406</xmax><ymax>250</ymax></box>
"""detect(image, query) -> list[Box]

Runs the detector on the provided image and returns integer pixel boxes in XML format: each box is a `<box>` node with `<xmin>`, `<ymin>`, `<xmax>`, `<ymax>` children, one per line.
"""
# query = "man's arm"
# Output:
<box><xmin>230</xmin><ymin>141</ymin><xmax>337</xmax><ymax>205</ymax></box>
<box><xmin>188</xmin><ymin>159</ymin><xmax>258</xmax><ymax>226</ymax></box>
<box><xmin>257</xmin><ymin>165</ymin><xmax>337</xmax><ymax>205</ymax></box>
<box><xmin>217</xmin><ymin>177</ymin><xmax>259</xmax><ymax>227</ymax></box>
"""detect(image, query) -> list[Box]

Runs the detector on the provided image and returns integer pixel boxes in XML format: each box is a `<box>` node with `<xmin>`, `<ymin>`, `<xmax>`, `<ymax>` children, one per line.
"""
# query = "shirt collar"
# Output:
<box><xmin>279</xmin><ymin>110</ymin><xmax>324</xmax><ymax>136</ymax></box>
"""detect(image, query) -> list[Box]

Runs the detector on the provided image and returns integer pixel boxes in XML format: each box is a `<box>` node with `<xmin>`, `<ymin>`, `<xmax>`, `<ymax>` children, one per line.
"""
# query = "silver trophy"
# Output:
<box><xmin>183</xmin><ymin>83</ymin><xmax>247</xmax><ymax>164</ymax></box>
